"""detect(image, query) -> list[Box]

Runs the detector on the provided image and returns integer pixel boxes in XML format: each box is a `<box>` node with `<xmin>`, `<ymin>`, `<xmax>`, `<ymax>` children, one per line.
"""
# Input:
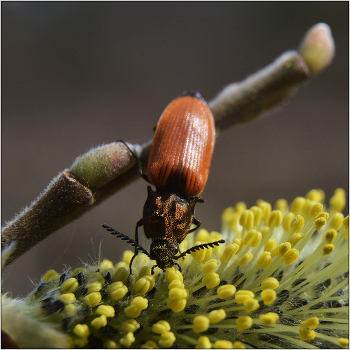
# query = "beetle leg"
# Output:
<box><xmin>187</xmin><ymin>217</ymin><xmax>201</xmax><ymax>233</ymax></box>
<box><xmin>174</xmin><ymin>262</ymin><xmax>182</xmax><ymax>273</ymax></box>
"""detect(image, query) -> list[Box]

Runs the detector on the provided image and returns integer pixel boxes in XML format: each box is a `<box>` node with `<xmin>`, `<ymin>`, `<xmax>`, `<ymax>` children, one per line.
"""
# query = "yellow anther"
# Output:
<box><xmin>159</xmin><ymin>332</ymin><xmax>176</xmax><ymax>348</ymax></box>
<box><xmin>301</xmin><ymin>317</ymin><xmax>319</xmax><ymax>329</ymax></box>
<box><xmin>325</xmin><ymin>229</ymin><xmax>337</xmax><ymax>243</ymax></box>
<box><xmin>236</xmin><ymin>316</ymin><xmax>253</xmax><ymax>331</ymax></box>
<box><xmin>250</xmin><ymin>206</ymin><xmax>263</xmax><ymax>226</ymax></box>
<box><xmin>221</xmin><ymin>244</ymin><xmax>239</xmax><ymax>262</ymax></box>
<box><xmin>287</xmin><ymin>232</ymin><xmax>304</xmax><ymax>246</ymax></box>
<box><xmin>83</xmin><ymin>292</ymin><xmax>102</xmax><ymax>308</ymax></box>
<box><xmin>232</xmin><ymin>238</ymin><xmax>243</xmax><ymax>254</ymax></box>
<box><xmin>233</xmin><ymin>341</ymin><xmax>246</xmax><ymax>349</ymax></box>
<box><xmin>209</xmin><ymin>231</ymin><xmax>223</xmax><ymax>242</ymax></box>
<box><xmin>315</xmin><ymin>212</ymin><xmax>330</xmax><ymax>220</ymax></box>
<box><xmin>123</xmin><ymin>250</ymin><xmax>134</xmax><ymax>265</ymax></box>
<box><xmin>261</xmin><ymin>289</ymin><xmax>276</xmax><ymax>305</ymax></box>
<box><xmin>291</xmin><ymin>215</ymin><xmax>305</xmax><ymax>233</ymax></box>
<box><xmin>208</xmin><ymin>309</ymin><xmax>226</xmax><ymax>323</ymax></box>
<box><xmin>306</xmin><ymin>189</ymin><xmax>325</xmax><ymax>203</ymax></box>
<box><xmin>121</xmin><ymin>319</ymin><xmax>140</xmax><ymax>333</ymax></box>
<box><xmin>274</xmin><ymin>199</ymin><xmax>288</xmax><ymax>215</ymax></box>
<box><xmin>169</xmin><ymin>288</ymin><xmax>188</xmax><ymax>300</ymax></box>
<box><xmin>100</xmin><ymin>259</ymin><xmax>114</xmax><ymax>269</ymax></box>
<box><xmin>167</xmin><ymin>298</ymin><xmax>187</xmax><ymax>312</ymax></box>
<box><xmin>165</xmin><ymin>268</ymin><xmax>183</xmax><ymax>283</ymax></box>
<box><xmin>134</xmin><ymin>275</ymin><xmax>155</xmax><ymax>295</ymax></box>
<box><xmin>73</xmin><ymin>324</ymin><xmax>90</xmax><ymax>338</ymax></box>
<box><xmin>217</xmin><ymin>284</ymin><xmax>236</xmax><ymax>299</ymax></box>
<box><xmin>339</xmin><ymin>338</ymin><xmax>349</xmax><ymax>348</ymax></box>
<box><xmin>235</xmin><ymin>290</ymin><xmax>254</xmax><ymax>304</ymax></box>
<box><xmin>283</xmin><ymin>248</ymin><xmax>299</xmax><ymax>265</ymax></box>
<box><xmin>86</xmin><ymin>281</ymin><xmax>103</xmax><ymax>294</ymax></box>
<box><xmin>113</xmin><ymin>266</ymin><xmax>129</xmax><ymax>285</ymax></box>
<box><xmin>138</xmin><ymin>266</ymin><xmax>152</xmax><ymax>278</ymax></box>
<box><xmin>193</xmin><ymin>316</ymin><xmax>210</xmax><ymax>333</ymax></box>
<box><xmin>203</xmin><ymin>259</ymin><xmax>219</xmax><ymax>274</ymax></box>
<box><xmin>222</xmin><ymin>207</ymin><xmax>235</xmax><ymax>225</ymax></box>
<box><xmin>290</xmin><ymin>196</ymin><xmax>306</xmax><ymax>214</ymax></box>
<box><xmin>62</xmin><ymin>303</ymin><xmax>77</xmax><ymax>317</ymax></box>
<box><xmin>91</xmin><ymin>314</ymin><xmax>107</xmax><ymax>329</ymax></box>
<box><xmin>120</xmin><ymin>332</ymin><xmax>135</xmax><ymax>347</ymax></box>
<box><xmin>257</xmin><ymin>251</ymin><xmax>272</xmax><ymax>269</ymax></box>
<box><xmin>202</xmin><ymin>272</ymin><xmax>220</xmax><ymax>289</ymax></box>
<box><xmin>239</xmin><ymin>210</ymin><xmax>254</xmax><ymax>230</ymax></box>
<box><xmin>330</xmin><ymin>212</ymin><xmax>344</xmax><ymax>231</ymax></box>
<box><xmin>303</xmin><ymin>199</ymin><xmax>316</xmax><ymax>218</ymax></box>
<box><xmin>141</xmin><ymin>340</ymin><xmax>159</xmax><ymax>349</ymax></box>
<box><xmin>265</xmin><ymin>238</ymin><xmax>277</xmax><ymax>252</ymax></box>
<box><xmin>59</xmin><ymin>293</ymin><xmax>76</xmax><ymax>304</ymax></box>
<box><xmin>279</xmin><ymin>242</ymin><xmax>291</xmax><ymax>256</ymax></box>
<box><xmin>214</xmin><ymin>340</ymin><xmax>233</xmax><ymax>349</ymax></box>
<box><xmin>168</xmin><ymin>280</ymin><xmax>185</xmax><ymax>290</ymax></box>
<box><xmin>243</xmin><ymin>230</ymin><xmax>257</xmax><ymax>246</ymax></box>
<box><xmin>322</xmin><ymin>244</ymin><xmax>335</xmax><ymax>255</ymax></box>
<box><xmin>132</xmin><ymin>296</ymin><xmax>148</xmax><ymax>309</ymax></box>
<box><xmin>315</xmin><ymin>217</ymin><xmax>327</xmax><ymax>230</ymax></box>
<box><xmin>267</xmin><ymin>210</ymin><xmax>283</xmax><ymax>228</ymax></box>
<box><xmin>310</xmin><ymin>203</ymin><xmax>323</xmax><ymax>217</ymax></box>
<box><xmin>299</xmin><ymin>328</ymin><xmax>315</xmax><ymax>340</ymax></box>
<box><xmin>257</xmin><ymin>201</ymin><xmax>272</xmax><ymax>224</ymax></box>
<box><xmin>330</xmin><ymin>188</ymin><xmax>346</xmax><ymax>212</ymax></box>
<box><xmin>96</xmin><ymin>305</ymin><xmax>115</xmax><ymax>318</ymax></box>
<box><xmin>343</xmin><ymin>215</ymin><xmax>349</xmax><ymax>229</ymax></box>
<box><xmin>251</xmin><ymin>231</ymin><xmax>262</xmax><ymax>247</ymax></box>
<box><xmin>259</xmin><ymin>312</ymin><xmax>279</xmax><ymax>325</ymax></box>
<box><xmin>42</xmin><ymin>269</ymin><xmax>59</xmax><ymax>283</ymax></box>
<box><xmin>271</xmin><ymin>243</ymin><xmax>282</xmax><ymax>257</ymax></box>
<box><xmin>237</xmin><ymin>251</ymin><xmax>253</xmax><ymax>266</ymax></box>
<box><xmin>109</xmin><ymin>282</ymin><xmax>128</xmax><ymax>302</ymax></box>
<box><xmin>105</xmin><ymin>340</ymin><xmax>119</xmax><ymax>349</ymax></box>
<box><xmin>152</xmin><ymin>320</ymin><xmax>171</xmax><ymax>334</ymax></box>
<box><xmin>125</xmin><ymin>296</ymin><xmax>148</xmax><ymax>318</ymax></box>
<box><xmin>244</xmin><ymin>297</ymin><xmax>260</xmax><ymax>312</ymax></box>
<box><xmin>196</xmin><ymin>336</ymin><xmax>211</xmax><ymax>349</ymax></box>
<box><xmin>283</xmin><ymin>212</ymin><xmax>295</xmax><ymax>233</ymax></box>
<box><xmin>195</xmin><ymin>229</ymin><xmax>210</xmax><ymax>242</ymax></box>
<box><xmin>261</xmin><ymin>277</ymin><xmax>279</xmax><ymax>290</ymax></box>
<box><xmin>236</xmin><ymin>201</ymin><xmax>247</xmax><ymax>213</ymax></box>
<box><xmin>61</xmin><ymin>278</ymin><xmax>79</xmax><ymax>293</ymax></box>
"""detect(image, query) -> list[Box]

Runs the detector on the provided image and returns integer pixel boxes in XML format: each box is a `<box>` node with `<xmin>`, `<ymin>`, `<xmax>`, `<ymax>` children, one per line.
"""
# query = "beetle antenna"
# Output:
<box><xmin>101</xmin><ymin>223</ymin><xmax>151</xmax><ymax>258</ymax></box>
<box><xmin>174</xmin><ymin>240</ymin><xmax>225</xmax><ymax>260</ymax></box>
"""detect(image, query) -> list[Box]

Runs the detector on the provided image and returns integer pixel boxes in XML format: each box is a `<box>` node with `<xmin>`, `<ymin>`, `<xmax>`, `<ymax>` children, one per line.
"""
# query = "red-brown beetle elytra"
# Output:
<box><xmin>102</xmin><ymin>91</ymin><xmax>225</xmax><ymax>274</ymax></box>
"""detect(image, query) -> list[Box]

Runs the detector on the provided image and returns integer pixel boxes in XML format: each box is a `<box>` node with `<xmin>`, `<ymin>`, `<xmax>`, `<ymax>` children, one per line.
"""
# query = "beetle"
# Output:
<box><xmin>102</xmin><ymin>91</ymin><xmax>225</xmax><ymax>274</ymax></box>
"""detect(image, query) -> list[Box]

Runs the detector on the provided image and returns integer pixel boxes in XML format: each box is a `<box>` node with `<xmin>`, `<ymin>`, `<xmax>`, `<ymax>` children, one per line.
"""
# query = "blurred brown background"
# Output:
<box><xmin>2</xmin><ymin>2</ymin><xmax>348</xmax><ymax>297</ymax></box>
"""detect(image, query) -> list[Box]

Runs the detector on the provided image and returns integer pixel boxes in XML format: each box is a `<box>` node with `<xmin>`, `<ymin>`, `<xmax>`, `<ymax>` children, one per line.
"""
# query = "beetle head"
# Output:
<box><xmin>149</xmin><ymin>239</ymin><xmax>179</xmax><ymax>270</ymax></box>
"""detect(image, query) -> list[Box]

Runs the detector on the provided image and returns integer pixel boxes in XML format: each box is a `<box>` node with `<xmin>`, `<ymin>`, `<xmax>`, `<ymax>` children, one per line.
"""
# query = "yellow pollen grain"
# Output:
<box><xmin>301</xmin><ymin>317</ymin><xmax>319</xmax><ymax>329</ymax></box>
<box><xmin>141</xmin><ymin>340</ymin><xmax>159</xmax><ymax>349</ymax></box>
<box><xmin>265</xmin><ymin>238</ymin><xmax>277</xmax><ymax>252</ymax></box>
<box><xmin>202</xmin><ymin>272</ymin><xmax>220</xmax><ymax>289</ymax></box>
<box><xmin>203</xmin><ymin>259</ymin><xmax>219</xmax><ymax>274</ymax></box>
<box><xmin>123</xmin><ymin>250</ymin><xmax>134</xmax><ymax>265</ymax></box>
<box><xmin>261</xmin><ymin>289</ymin><xmax>276</xmax><ymax>305</ymax></box>
<box><xmin>299</xmin><ymin>328</ymin><xmax>316</xmax><ymax>340</ymax></box>
<box><xmin>91</xmin><ymin>314</ymin><xmax>107</xmax><ymax>329</ymax></box>
<box><xmin>244</xmin><ymin>297</ymin><xmax>260</xmax><ymax>312</ymax></box>
<box><xmin>96</xmin><ymin>305</ymin><xmax>115</xmax><ymax>318</ymax></box>
<box><xmin>330</xmin><ymin>188</ymin><xmax>346</xmax><ymax>212</ymax></box>
<box><xmin>61</xmin><ymin>278</ymin><xmax>79</xmax><ymax>293</ymax></box>
<box><xmin>323</xmin><ymin>244</ymin><xmax>335</xmax><ymax>255</ymax></box>
<box><xmin>83</xmin><ymin>292</ymin><xmax>102</xmax><ymax>308</ymax></box>
<box><xmin>233</xmin><ymin>341</ymin><xmax>246</xmax><ymax>349</ymax></box>
<box><xmin>214</xmin><ymin>340</ymin><xmax>233</xmax><ymax>349</ymax></box>
<box><xmin>152</xmin><ymin>320</ymin><xmax>171</xmax><ymax>334</ymax></box>
<box><xmin>59</xmin><ymin>293</ymin><xmax>76</xmax><ymax>304</ymax></box>
<box><xmin>165</xmin><ymin>268</ymin><xmax>183</xmax><ymax>283</ymax></box>
<box><xmin>310</xmin><ymin>203</ymin><xmax>323</xmax><ymax>217</ymax></box>
<box><xmin>257</xmin><ymin>251</ymin><xmax>272</xmax><ymax>269</ymax></box>
<box><xmin>274</xmin><ymin>199</ymin><xmax>288</xmax><ymax>215</ymax></box>
<box><xmin>330</xmin><ymin>212</ymin><xmax>344</xmax><ymax>231</ymax></box>
<box><xmin>86</xmin><ymin>281</ymin><xmax>103</xmax><ymax>294</ymax></box>
<box><xmin>159</xmin><ymin>332</ymin><xmax>176</xmax><ymax>348</ymax></box>
<box><xmin>267</xmin><ymin>210</ymin><xmax>283</xmax><ymax>228</ymax></box>
<box><xmin>167</xmin><ymin>298</ymin><xmax>187</xmax><ymax>312</ymax></box>
<box><xmin>260</xmin><ymin>312</ymin><xmax>279</xmax><ymax>325</ymax></box>
<box><xmin>120</xmin><ymin>332</ymin><xmax>135</xmax><ymax>347</ymax></box>
<box><xmin>208</xmin><ymin>309</ymin><xmax>226</xmax><ymax>323</ymax></box>
<box><xmin>261</xmin><ymin>277</ymin><xmax>279</xmax><ymax>290</ymax></box>
<box><xmin>42</xmin><ymin>269</ymin><xmax>59</xmax><ymax>283</ymax></box>
<box><xmin>325</xmin><ymin>229</ymin><xmax>337</xmax><ymax>243</ymax></box>
<box><xmin>73</xmin><ymin>324</ymin><xmax>90</xmax><ymax>338</ymax></box>
<box><xmin>283</xmin><ymin>248</ymin><xmax>299</xmax><ymax>265</ymax></box>
<box><xmin>196</xmin><ymin>336</ymin><xmax>211</xmax><ymax>349</ymax></box>
<box><xmin>217</xmin><ymin>284</ymin><xmax>236</xmax><ymax>299</ymax></box>
<box><xmin>121</xmin><ymin>319</ymin><xmax>140</xmax><ymax>333</ymax></box>
<box><xmin>250</xmin><ymin>206</ymin><xmax>263</xmax><ymax>226</ymax></box>
<box><xmin>195</xmin><ymin>229</ymin><xmax>210</xmax><ymax>242</ymax></box>
<box><xmin>315</xmin><ymin>217</ymin><xmax>327</xmax><ymax>230</ymax></box>
<box><xmin>193</xmin><ymin>316</ymin><xmax>210</xmax><ymax>333</ymax></box>
<box><xmin>235</xmin><ymin>290</ymin><xmax>254</xmax><ymax>304</ymax></box>
<box><xmin>290</xmin><ymin>197</ymin><xmax>306</xmax><ymax>214</ymax></box>
<box><xmin>237</xmin><ymin>316</ymin><xmax>253</xmax><ymax>331</ymax></box>
<box><xmin>291</xmin><ymin>215</ymin><xmax>305</xmax><ymax>233</ymax></box>
<box><xmin>239</xmin><ymin>210</ymin><xmax>254</xmax><ymax>230</ymax></box>
<box><xmin>238</xmin><ymin>251</ymin><xmax>253</xmax><ymax>266</ymax></box>
<box><xmin>283</xmin><ymin>213</ymin><xmax>295</xmax><ymax>233</ymax></box>
<box><xmin>339</xmin><ymin>338</ymin><xmax>349</xmax><ymax>348</ymax></box>
<box><xmin>100</xmin><ymin>259</ymin><xmax>114</xmax><ymax>269</ymax></box>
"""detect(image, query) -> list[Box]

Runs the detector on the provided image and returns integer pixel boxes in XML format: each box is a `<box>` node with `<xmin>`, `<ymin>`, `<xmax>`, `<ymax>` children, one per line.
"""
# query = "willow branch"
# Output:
<box><xmin>2</xmin><ymin>23</ymin><xmax>335</xmax><ymax>266</ymax></box>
